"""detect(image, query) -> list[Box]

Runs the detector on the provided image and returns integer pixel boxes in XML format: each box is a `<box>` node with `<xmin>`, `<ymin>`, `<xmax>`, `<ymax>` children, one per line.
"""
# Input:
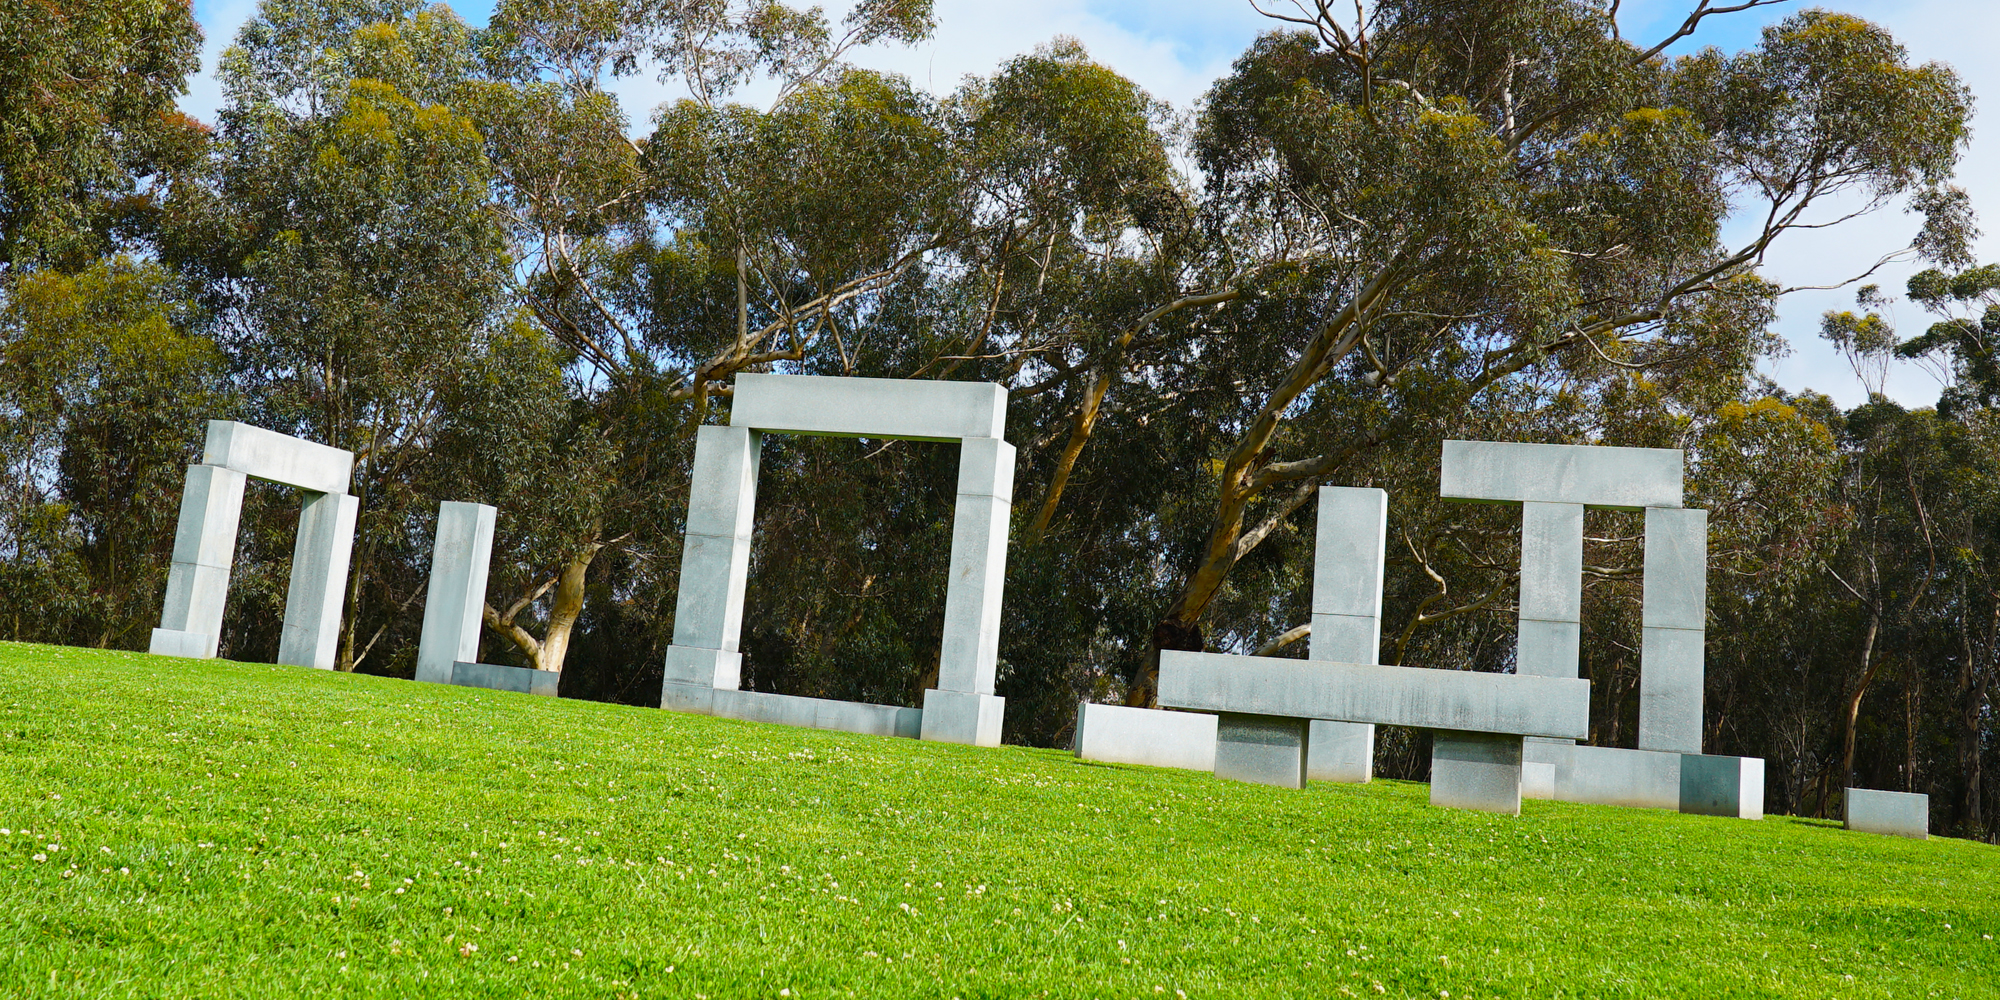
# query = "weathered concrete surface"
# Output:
<box><xmin>1845</xmin><ymin>787</ymin><xmax>1929</xmax><ymax>839</ymax></box>
<box><xmin>1562</xmin><ymin>744</ymin><xmax>1683</xmax><ymax>810</ymax></box>
<box><xmin>1440</xmin><ymin>439</ymin><xmax>1683</xmax><ymax>510</ymax></box>
<box><xmin>1639</xmin><ymin>625</ymin><xmax>1704</xmax><ymax>754</ymax></box>
<box><xmin>956</xmin><ymin>436</ymin><xmax>1016</xmax><ymax>504</ymax></box>
<box><xmin>1158</xmin><ymin>650</ymin><xmax>1589</xmax><ymax>739</ymax></box>
<box><xmin>417</xmin><ymin>502</ymin><xmax>496</xmax><ymax>685</ymax></box>
<box><xmin>202</xmin><ymin>420</ymin><xmax>354</xmax><ymax>495</ymax></box>
<box><xmin>731</xmin><ymin>373</ymin><xmax>1007</xmax><ymax>441</ymax></box>
<box><xmin>151</xmin><ymin>465</ymin><xmax>246</xmax><ymax>658</ymax></box>
<box><xmin>1520</xmin><ymin>736</ymin><xmax>1571</xmax><ymax>800</ymax></box>
<box><xmin>147</xmin><ymin>628</ymin><xmax>217</xmax><ymax>659</ymax></box>
<box><xmin>660</xmin><ymin>645</ymin><xmax>743</xmax><ymax>690</ymax></box>
<box><xmin>683</xmin><ymin>426</ymin><xmax>762</xmax><ymax>539</ymax></box>
<box><xmin>1431</xmin><ymin>731</ymin><xmax>1523</xmax><ymax>814</ymax></box>
<box><xmin>937</xmin><ymin>488</ymin><xmax>1010</xmax><ymax>696</ymax></box>
<box><xmin>276</xmin><ymin>490</ymin><xmax>358</xmax><ymax>671</ymax></box>
<box><xmin>919</xmin><ymin>689</ymin><xmax>1005</xmax><ymax>746</ymax></box>
<box><xmin>724</xmin><ymin>688</ymin><xmax>924</xmax><ymax>739</ymax></box>
<box><xmin>1215</xmin><ymin>713</ymin><xmax>1309</xmax><ymax>789</ymax></box>
<box><xmin>451</xmin><ymin>661</ymin><xmax>560</xmax><ymax>697</ymax></box>
<box><xmin>1518</xmin><ymin>501</ymin><xmax>1583</xmax><ymax>680</ymax></box>
<box><xmin>1307</xmin><ymin>720</ymin><xmax>1375</xmax><ymax>783</ymax></box>
<box><xmin>1073</xmin><ymin>702</ymin><xmax>1217</xmax><ymax>772</ymax></box>
<box><xmin>1517</xmin><ymin>620</ymin><xmax>1582</xmax><ymax>679</ymax></box>
<box><xmin>1679</xmin><ymin>754</ymin><xmax>1765</xmax><ymax>819</ymax></box>
<box><xmin>1642</xmin><ymin>507</ymin><xmax>1708</xmax><ymax>630</ymax></box>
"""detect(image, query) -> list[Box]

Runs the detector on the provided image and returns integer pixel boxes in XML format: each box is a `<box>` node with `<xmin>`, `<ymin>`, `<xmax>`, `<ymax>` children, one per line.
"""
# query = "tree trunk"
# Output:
<box><xmin>1838</xmin><ymin>608</ymin><xmax>1884</xmax><ymax>805</ymax></box>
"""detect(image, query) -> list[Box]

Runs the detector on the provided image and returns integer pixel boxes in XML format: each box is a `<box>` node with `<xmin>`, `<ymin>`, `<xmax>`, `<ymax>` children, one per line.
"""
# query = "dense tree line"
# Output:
<box><xmin>2</xmin><ymin>0</ymin><xmax>1995</xmax><ymax>838</ymax></box>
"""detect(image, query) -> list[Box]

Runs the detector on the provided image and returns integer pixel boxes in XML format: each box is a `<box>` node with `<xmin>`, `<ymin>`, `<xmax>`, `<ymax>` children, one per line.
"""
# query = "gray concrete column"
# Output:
<box><xmin>277</xmin><ymin>490</ymin><xmax>359</xmax><ymax>670</ymax></box>
<box><xmin>1306</xmin><ymin>486</ymin><xmax>1387</xmax><ymax>782</ymax></box>
<box><xmin>1431</xmin><ymin>730</ymin><xmax>1524</xmax><ymax>814</ymax></box>
<box><xmin>662</xmin><ymin>425</ymin><xmax>761</xmax><ymax>710</ymax></box>
<box><xmin>416</xmin><ymin>501</ymin><xmax>497</xmax><ymax>685</ymax></box>
<box><xmin>1215</xmin><ymin>713</ymin><xmax>1310</xmax><ymax>789</ymax></box>
<box><xmin>1640</xmin><ymin>507</ymin><xmax>1706</xmax><ymax>753</ymax></box>
<box><xmin>150</xmin><ymin>463</ymin><xmax>248</xmax><ymax>659</ymax></box>
<box><xmin>924</xmin><ymin>437</ymin><xmax>1014</xmax><ymax>747</ymax></box>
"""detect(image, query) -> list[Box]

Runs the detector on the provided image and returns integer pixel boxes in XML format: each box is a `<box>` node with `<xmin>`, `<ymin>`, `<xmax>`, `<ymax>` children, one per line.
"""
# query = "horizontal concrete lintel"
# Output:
<box><xmin>1440</xmin><ymin>439</ymin><xmax>1682</xmax><ymax>510</ymax></box>
<box><xmin>1158</xmin><ymin>650</ymin><xmax>1587</xmax><ymax>738</ymax></box>
<box><xmin>202</xmin><ymin>420</ymin><xmax>355</xmax><ymax>495</ymax></box>
<box><xmin>729</xmin><ymin>373</ymin><xmax>1006</xmax><ymax>441</ymax></box>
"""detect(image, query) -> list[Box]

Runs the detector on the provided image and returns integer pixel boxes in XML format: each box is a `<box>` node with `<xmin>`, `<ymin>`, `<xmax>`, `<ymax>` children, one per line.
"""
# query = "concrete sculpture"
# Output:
<box><xmin>150</xmin><ymin>421</ymin><xmax>357</xmax><ymax>670</ymax></box>
<box><xmin>1440</xmin><ymin>440</ymin><xmax>1762</xmax><ymax>818</ymax></box>
<box><xmin>660</xmin><ymin>373</ymin><xmax>1014</xmax><ymax>746</ymax></box>
<box><xmin>415</xmin><ymin>502</ymin><xmax>558</xmax><ymax>697</ymax></box>
<box><xmin>1072</xmin><ymin>486</ymin><xmax>1386</xmax><ymax>780</ymax></box>
<box><xmin>1844</xmin><ymin>787</ymin><xmax>1930</xmax><ymax>839</ymax></box>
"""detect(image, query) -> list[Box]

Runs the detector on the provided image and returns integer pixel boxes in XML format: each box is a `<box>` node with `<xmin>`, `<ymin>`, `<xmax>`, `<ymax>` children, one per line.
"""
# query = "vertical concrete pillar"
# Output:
<box><xmin>662</xmin><ymin>425</ymin><xmax>761</xmax><ymax>711</ymax></box>
<box><xmin>1304</xmin><ymin>486</ymin><xmax>1387</xmax><ymax>782</ymax></box>
<box><xmin>1431</xmin><ymin>730</ymin><xmax>1524</xmax><ymax>814</ymax></box>
<box><xmin>416</xmin><ymin>501</ymin><xmax>497</xmax><ymax>684</ymax></box>
<box><xmin>1640</xmin><ymin>507</ymin><xmax>1706</xmax><ymax>753</ymax></box>
<box><xmin>1215</xmin><ymin>713</ymin><xmax>1310</xmax><ymax>789</ymax></box>
<box><xmin>277</xmin><ymin>490</ymin><xmax>359</xmax><ymax>670</ymax></box>
<box><xmin>1518</xmin><ymin>501</ymin><xmax>1585</xmax><ymax>797</ymax></box>
<box><xmin>923</xmin><ymin>437</ymin><xmax>1015</xmax><ymax>746</ymax></box>
<box><xmin>150</xmin><ymin>464</ymin><xmax>248</xmax><ymax>659</ymax></box>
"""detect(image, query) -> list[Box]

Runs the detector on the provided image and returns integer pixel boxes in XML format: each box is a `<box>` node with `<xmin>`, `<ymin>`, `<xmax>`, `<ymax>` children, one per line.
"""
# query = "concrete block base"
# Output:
<box><xmin>1679</xmin><ymin>754</ymin><xmax>1764</xmax><ymax>819</ymax></box>
<box><xmin>1845</xmin><ymin>787</ymin><xmax>1929</xmax><ymax>839</ymax></box>
<box><xmin>1561</xmin><ymin>744</ymin><xmax>1682</xmax><ymax>810</ymax></box>
<box><xmin>450</xmin><ymin>661</ymin><xmax>560</xmax><ymax>697</ymax></box>
<box><xmin>663</xmin><ymin>645</ymin><xmax>743</xmax><ymax>689</ymax></box>
<box><xmin>920</xmin><ymin>689</ymin><xmax>1004</xmax><ymax>746</ymax></box>
<box><xmin>1215</xmin><ymin>713</ymin><xmax>1308</xmax><ymax>789</ymax></box>
<box><xmin>1307</xmin><ymin>720</ymin><xmax>1374</xmax><ymax>783</ymax></box>
<box><xmin>1073</xmin><ymin>702</ymin><xmax>1217</xmax><ymax>771</ymax></box>
<box><xmin>1521</xmin><ymin>737</ymin><xmax>1569</xmax><ymax>800</ymax></box>
<box><xmin>729</xmin><ymin>689</ymin><xmax>924</xmax><ymax>739</ymax></box>
<box><xmin>659</xmin><ymin>679</ymin><xmax>719</xmax><ymax>714</ymax></box>
<box><xmin>149</xmin><ymin>628</ymin><xmax>217</xmax><ymax>659</ymax></box>
<box><xmin>1431</xmin><ymin>731</ymin><xmax>1523</xmax><ymax>814</ymax></box>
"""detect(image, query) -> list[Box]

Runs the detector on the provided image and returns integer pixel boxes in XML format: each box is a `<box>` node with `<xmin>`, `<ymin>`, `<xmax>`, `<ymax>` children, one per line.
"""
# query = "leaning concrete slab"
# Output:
<box><xmin>1159</xmin><ymin>651</ymin><xmax>1589</xmax><ymax>739</ymax></box>
<box><xmin>151</xmin><ymin>423</ymin><xmax>359</xmax><ymax>667</ymax></box>
<box><xmin>1215</xmin><ymin>713</ymin><xmax>1309</xmax><ymax>789</ymax></box>
<box><xmin>417</xmin><ymin>502</ymin><xmax>497</xmax><ymax>685</ymax></box>
<box><xmin>451</xmin><ymin>660</ymin><xmax>560</xmax><ymax>698</ymax></box>
<box><xmin>1074</xmin><ymin>703</ymin><xmax>1217</xmax><ymax>772</ymax></box>
<box><xmin>662</xmin><ymin>375</ymin><xmax>1015</xmax><ymax>747</ymax></box>
<box><xmin>1679</xmin><ymin>753</ymin><xmax>1764</xmax><ymax>819</ymax></box>
<box><xmin>1440</xmin><ymin>439</ymin><xmax>1683</xmax><ymax>510</ymax></box>
<box><xmin>1844</xmin><ymin>787</ymin><xmax>1929</xmax><ymax>839</ymax></box>
<box><xmin>1431</xmin><ymin>731</ymin><xmax>1523</xmax><ymax>814</ymax></box>
<box><xmin>202</xmin><ymin>420</ymin><xmax>354</xmax><ymax>495</ymax></box>
<box><xmin>730</xmin><ymin>373</ymin><xmax>1007</xmax><ymax>441</ymax></box>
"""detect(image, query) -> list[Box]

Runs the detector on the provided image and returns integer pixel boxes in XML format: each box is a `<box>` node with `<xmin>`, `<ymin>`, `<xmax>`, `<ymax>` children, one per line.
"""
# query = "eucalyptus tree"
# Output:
<box><xmin>1110</xmin><ymin>2</ymin><xmax>1973</xmax><ymax>705</ymax></box>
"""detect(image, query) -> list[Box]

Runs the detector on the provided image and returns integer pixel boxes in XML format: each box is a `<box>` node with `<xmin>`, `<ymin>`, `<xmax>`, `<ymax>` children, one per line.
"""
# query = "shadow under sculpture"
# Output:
<box><xmin>1439</xmin><ymin>440</ymin><xmax>1763</xmax><ymax>819</ymax></box>
<box><xmin>150</xmin><ymin>420</ymin><xmax>358</xmax><ymax>670</ymax></box>
<box><xmin>414</xmin><ymin>501</ymin><xmax>557</xmax><ymax>697</ymax></box>
<box><xmin>659</xmin><ymin>373</ymin><xmax>1015</xmax><ymax>747</ymax></box>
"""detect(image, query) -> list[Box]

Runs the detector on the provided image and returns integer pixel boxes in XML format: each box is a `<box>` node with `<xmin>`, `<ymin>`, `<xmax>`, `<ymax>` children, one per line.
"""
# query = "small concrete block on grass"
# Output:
<box><xmin>1561</xmin><ymin>744</ymin><xmax>1682</xmax><ymax>810</ymax></box>
<box><xmin>1073</xmin><ymin>702</ymin><xmax>1216</xmax><ymax>772</ymax></box>
<box><xmin>1679</xmin><ymin>754</ymin><xmax>1765</xmax><ymax>819</ymax></box>
<box><xmin>450</xmin><ymin>661</ymin><xmax>559</xmax><ymax>698</ymax></box>
<box><xmin>920</xmin><ymin>689</ymin><xmax>1004</xmax><ymax>746</ymax></box>
<box><xmin>1215</xmin><ymin>713</ymin><xmax>1309</xmax><ymax>789</ymax></box>
<box><xmin>1845</xmin><ymin>787</ymin><xmax>1929</xmax><ymax>839</ymax></box>
<box><xmin>1431</xmin><ymin>731</ymin><xmax>1523</xmax><ymax>815</ymax></box>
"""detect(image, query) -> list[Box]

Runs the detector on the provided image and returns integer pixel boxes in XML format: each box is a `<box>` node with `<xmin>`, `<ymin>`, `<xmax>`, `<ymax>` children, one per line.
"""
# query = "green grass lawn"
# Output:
<box><xmin>0</xmin><ymin>640</ymin><xmax>1994</xmax><ymax>999</ymax></box>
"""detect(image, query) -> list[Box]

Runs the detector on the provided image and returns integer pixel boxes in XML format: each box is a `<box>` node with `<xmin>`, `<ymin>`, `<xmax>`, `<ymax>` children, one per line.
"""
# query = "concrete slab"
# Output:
<box><xmin>451</xmin><ymin>661</ymin><xmax>560</xmax><ymax>697</ymax></box>
<box><xmin>148</xmin><ymin>628</ymin><xmax>217</xmax><ymax>659</ymax></box>
<box><xmin>1561</xmin><ymin>744</ymin><xmax>1682</xmax><ymax>810</ymax></box>
<box><xmin>920</xmin><ymin>689</ymin><xmax>1005</xmax><ymax>746</ymax></box>
<box><xmin>670</xmin><ymin>532</ymin><xmax>753</xmax><ymax>653</ymax></box>
<box><xmin>202</xmin><ymin>420</ymin><xmax>354</xmax><ymax>495</ymax></box>
<box><xmin>1431</xmin><ymin>731</ymin><xmax>1523</xmax><ymax>814</ymax></box>
<box><xmin>168</xmin><ymin>464</ymin><xmax>248</xmax><ymax>569</ymax></box>
<box><xmin>157</xmin><ymin>562</ymin><xmax>233</xmax><ymax>647</ymax></box>
<box><xmin>1520</xmin><ymin>501</ymin><xmax>1584</xmax><ymax>624</ymax></box>
<box><xmin>1215</xmin><ymin>713</ymin><xmax>1308</xmax><ymax>789</ymax></box>
<box><xmin>276</xmin><ymin>491</ymin><xmax>358</xmax><ymax>671</ymax></box>
<box><xmin>1520</xmin><ymin>736</ymin><xmax>1571</xmax><ymax>800</ymax></box>
<box><xmin>1523</xmin><ymin>759</ymin><xmax>1557</xmax><ymax>799</ymax></box>
<box><xmin>1309</xmin><ymin>613</ymin><xmax>1378</xmax><ymax>665</ymax></box>
<box><xmin>956</xmin><ymin>437</ymin><xmax>1016</xmax><ymax>503</ymax></box>
<box><xmin>1639</xmin><ymin>626</ymin><xmax>1704</xmax><ymax>754</ymax></box>
<box><xmin>1844</xmin><ymin>787</ymin><xmax>1929</xmax><ymax>839</ymax></box>
<box><xmin>1307</xmin><ymin>720</ymin><xmax>1374</xmax><ymax>783</ymax></box>
<box><xmin>661</xmin><ymin>645</ymin><xmax>743</xmax><ymax>689</ymax></box>
<box><xmin>1311</xmin><ymin>487</ymin><xmax>1387</xmax><ymax>619</ymax></box>
<box><xmin>683</xmin><ymin>426</ymin><xmax>762</xmax><ymax>539</ymax></box>
<box><xmin>1073</xmin><ymin>702</ymin><xmax>1217</xmax><ymax>772</ymax></box>
<box><xmin>1517</xmin><ymin>619</ymin><xmax>1581</xmax><ymax>678</ymax></box>
<box><xmin>936</xmin><ymin>491</ymin><xmax>1008</xmax><ymax>695</ymax></box>
<box><xmin>719</xmin><ymin>688</ymin><xmax>924</xmax><ymax>739</ymax></box>
<box><xmin>1158</xmin><ymin>650</ymin><xmax>1589</xmax><ymax>739</ymax></box>
<box><xmin>1679</xmin><ymin>754</ymin><xmax>1764</xmax><ymax>819</ymax></box>
<box><xmin>417</xmin><ymin>501</ymin><xmax>496</xmax><ymax>685</ymax></box>
<box><xmin>1642</xmin><ymin>507</ymin><xmax>1707</xmax><ymax>630</ymax></box>
<box><xmin>1440</xmin><ymin>439</ymin><xmax>1683</xmax><ymax>510</ymax></box>
<box><xmin>731</xmin><ymin>373</ymin><xmax>1007</xmax><ymax>441</ymax></box>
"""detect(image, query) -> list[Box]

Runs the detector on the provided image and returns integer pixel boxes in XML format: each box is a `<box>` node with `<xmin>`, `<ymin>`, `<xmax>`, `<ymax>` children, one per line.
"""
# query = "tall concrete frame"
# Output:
<box><xmin>149</xmin><ymin>421</ymin><xmax>358</xmax><ymax>670</ymax></box>
<box><xmin>413</xmin><ymin>501</ymin><xmax>559</xmax><ymax>697</ymax></box>
<box><xmin>659</xmin><ymin>374</ymin><xmax>1015</xmax><ymax>747</ymax></box>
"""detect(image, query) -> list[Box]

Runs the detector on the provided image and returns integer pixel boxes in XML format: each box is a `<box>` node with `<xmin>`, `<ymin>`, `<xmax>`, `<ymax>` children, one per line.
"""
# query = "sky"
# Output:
<box><xmin>180</xmin><ymin>0</ymin><xmax>2000</xmax><ymax>409</ymax></box>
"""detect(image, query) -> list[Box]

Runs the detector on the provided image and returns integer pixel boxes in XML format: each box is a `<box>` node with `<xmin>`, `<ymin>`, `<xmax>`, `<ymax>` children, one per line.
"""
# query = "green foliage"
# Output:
<box><xmin>2</xmin><ymin>643</ymin><xmax>1997</xmax><ymax>998</ymax></box>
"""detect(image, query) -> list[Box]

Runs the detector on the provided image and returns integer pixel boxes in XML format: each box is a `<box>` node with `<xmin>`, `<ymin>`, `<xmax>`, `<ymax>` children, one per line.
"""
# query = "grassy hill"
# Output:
<box><xmin>0</xmin><ymin>640</ymin><xmax>1994</xmax><ymax>999</ymax></box>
